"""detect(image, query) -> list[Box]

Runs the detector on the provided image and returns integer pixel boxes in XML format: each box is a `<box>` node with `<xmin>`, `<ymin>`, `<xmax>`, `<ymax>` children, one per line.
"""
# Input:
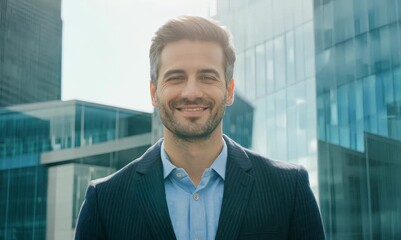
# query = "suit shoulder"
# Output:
<box><xmin>245</xmin><ymin>148</ymin><xmax>303</xmax><ymax>172</ymax></box>
<box><xmin>88</xmin><ymin>157</ymin><xmax>139</xmax><ymax>191</ymax></box>
<box><xmin>224</xmin><ymin>135</ymin><xmax>305</xmax><ymax>176</ymax></box>
<box><xmin>241</xmin><ymin>148</ymin><xmax>309</xmax><ymax>186</ymax></box>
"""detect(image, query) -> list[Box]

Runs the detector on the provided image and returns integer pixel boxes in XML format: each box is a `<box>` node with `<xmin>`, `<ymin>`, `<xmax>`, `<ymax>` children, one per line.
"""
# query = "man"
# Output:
<box><xmin>75</xmin><ymin>16</ymin><xmax>325</xmax><ymax>240</ymax></box>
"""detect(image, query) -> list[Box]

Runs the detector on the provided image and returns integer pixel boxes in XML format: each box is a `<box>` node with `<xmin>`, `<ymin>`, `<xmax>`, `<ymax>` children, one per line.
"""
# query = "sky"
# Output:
<box><xmin>61</xmin><ymin>0</ymin><xmax>214</xmax><ymax>113</ymax></box>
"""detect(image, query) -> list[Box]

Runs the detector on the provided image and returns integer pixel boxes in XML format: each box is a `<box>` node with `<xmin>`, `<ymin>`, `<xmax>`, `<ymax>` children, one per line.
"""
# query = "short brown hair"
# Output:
<box><xmin>149</xmin><ymin>16</ymin><xmax>236</xmax><ymax>85</ymax></box>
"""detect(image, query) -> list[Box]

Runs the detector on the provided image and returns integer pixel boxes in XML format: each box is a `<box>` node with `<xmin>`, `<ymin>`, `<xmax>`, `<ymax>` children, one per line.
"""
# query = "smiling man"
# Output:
<box><xmin>75</xmin><ymin>16</ymin><xmax>325</xmax><ymax>240</ymax></box>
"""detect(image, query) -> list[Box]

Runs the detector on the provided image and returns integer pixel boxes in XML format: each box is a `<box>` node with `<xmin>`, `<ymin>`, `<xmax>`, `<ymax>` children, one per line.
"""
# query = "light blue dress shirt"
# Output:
<box><xmin>161</xmin><ymin>139</ymin><xmax>227</xmax><ymax>240</ymax></box>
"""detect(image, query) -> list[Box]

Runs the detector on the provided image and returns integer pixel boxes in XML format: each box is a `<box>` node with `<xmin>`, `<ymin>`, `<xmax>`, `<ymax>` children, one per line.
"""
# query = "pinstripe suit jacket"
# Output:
<box><xmin>75</xmin><ymin>135</ymin><xmax>325</xmax><ymax>240</ymax></box>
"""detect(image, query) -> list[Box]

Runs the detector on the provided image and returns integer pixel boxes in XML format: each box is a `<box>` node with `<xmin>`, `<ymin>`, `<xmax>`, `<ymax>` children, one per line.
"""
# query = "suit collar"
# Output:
<box><xmin>134</xmin><ymin>139</ymin><xmax>176</xmax><ymax>239</ymax></box>
<box><xmin>135</xmin><ymin>138</ymin><xmax>163</xmax><ymax>174</ymax></box>
<box><xmin>223</xmin><ymin>134</ymin><xmax>252</xmax><ymax>171</ymax></box>
<box><xmin>137</xmin><ymin>135</ymin><xmax>251</xmax><ymax>174</ymax></box>
<box><xmin>216</xmin><ymin>135</ymin><xmax>255</xmax><ymax>240</ymax></box>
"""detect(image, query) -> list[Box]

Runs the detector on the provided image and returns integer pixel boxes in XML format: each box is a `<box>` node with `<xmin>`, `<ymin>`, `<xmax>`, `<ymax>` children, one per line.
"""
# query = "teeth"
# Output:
<box><xmin>182</xmin><ymin>108</ymin><xmax>204</xmax><ymax>111</ymax></box>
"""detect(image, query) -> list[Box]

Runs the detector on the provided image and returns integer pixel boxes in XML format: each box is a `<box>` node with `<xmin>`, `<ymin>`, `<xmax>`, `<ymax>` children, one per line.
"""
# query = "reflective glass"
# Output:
<box><xmin>255</xmin><ymin>44</ymin><xmax>266</xmax><ymax>98</ymax></box>
<box><xmin>275</xmin><ymin>89</ymin><xmax>287</xmax><ymax>160</ymax></box>
<box><xmin>274</xmin><ymin>36</ymin><xmax>286</xmax><ymax>90</ymax></box>
<box><xmin>285</xmin><ymin>31</ymin><xmax>296</xmax><ymax>84</ymax></box>
<box><xmin>304</xmin><ymin>22</ymin><xmax>315</xmax><ymax>79</ymax></box>
<box><xmin>315</xmin><ymin>0</ymin><xmax>401</xmax><ymax>238</ymax></box>
<box><xmin>266</xmin><ymin>94</ymin><xmax>277</xmax><ymax>158</ymax></box>
<box><xmin>234</xmin><ymin>52</ymin><xmax>246</xmax><ymax>96</ymax></box>
<box><xmin>245</xmin><ymin>48</ymin><xmax>256</xmax><ymax>99</ymax></box>
<box><xmin>295</xmin><ymin>25</ymin><xmax>305</xmax><ymax>82</ymax></box>
<box><xmin>252</xmin><ymin>97</ymin><xmax>267</xmax><ymax>156</ymax></box>
<box><xmin>265</xmin><ymin>40</ymin><xmax>275</xmax><ymax>93</ymax></box>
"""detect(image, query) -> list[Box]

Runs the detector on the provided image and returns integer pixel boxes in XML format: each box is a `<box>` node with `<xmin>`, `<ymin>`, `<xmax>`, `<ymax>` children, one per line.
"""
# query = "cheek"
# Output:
<box><xmin>156</xmin><ymin>88</ymin><xmax>175</xmax><ymax>105</ymax></box>
<box><xmin>158</xmin><ymin>85</ymin><xmax>182</xmax><ymax>98</ymax></box>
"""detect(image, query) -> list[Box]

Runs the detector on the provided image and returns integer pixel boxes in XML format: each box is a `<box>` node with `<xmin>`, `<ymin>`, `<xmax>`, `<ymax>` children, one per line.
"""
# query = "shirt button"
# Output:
<box><xmin>194</xmin><ymin>237</ymin><xmax>201</xmax><ymax>240</ymax></box>
<box><xmin>193</xmin><ymin>192</ymin><xmax>200</xmax><ymax>201</ymax></box>
<box><xmin>176</xmin><ymin>172</ymin><xmax>183</xmax><ymax>178</ymax></box>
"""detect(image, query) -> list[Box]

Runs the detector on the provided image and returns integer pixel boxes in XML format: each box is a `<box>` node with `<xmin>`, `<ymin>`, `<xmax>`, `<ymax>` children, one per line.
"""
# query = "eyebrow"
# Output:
<box><xmin>162</xmin><ymin>68</ymin><xmax>221</xmax><ymax>79</ymax></box>
<box><xmin>162</xmin><ymin>69</ymin><xmax>186</xmax><ymax>79</ymax></box>
<box><xmin>197</xmin><ymin>68</ymin><xmax>220</xmax><ymax>77</ymax></box>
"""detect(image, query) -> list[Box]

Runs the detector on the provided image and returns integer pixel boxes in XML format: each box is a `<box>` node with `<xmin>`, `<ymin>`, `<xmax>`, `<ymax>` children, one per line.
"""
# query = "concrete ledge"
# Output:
<box><xmin>40</xmin><ymin>133</ymin><xmax>151</xmax><ymax>164</ymax></box>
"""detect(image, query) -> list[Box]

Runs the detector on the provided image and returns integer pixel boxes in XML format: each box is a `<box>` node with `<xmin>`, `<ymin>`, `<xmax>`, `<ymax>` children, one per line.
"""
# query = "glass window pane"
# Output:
<box><xmin>275</xmin><ymin>89</ymin><xmax>287</xmax><ymax>160</ymax></box>
<box><xmin>245</xmin><ymin>48</ymin><xmax>256</xmax><ymax>100</ymax></box>
<box><xmin>304</xmin><ymin>22</ymin><xmax>315</xmax><ymax>79</ymax></box>
<box><xmin>286</xmin><ymin>31</ymin><xmax>296</xmax><ymax>84</ymax></box>
<box><xmin>252</xmin><ymin>97</ymin><xmax>268</xmax><ymax>156</ymax></box>
<box><xmin>255</xmin><ymin>43</ymin><xmax>266</xmax><ymax>98</ymax></box>
<box><xmin>295</xmin><ymin>26</ymin><xmax>305</xmax><ymax>82</ymax></box>
<box><xmin>274</xmin><ymin>36</ymin><xmax>286</xmax><ymax>90</ymax></box>
<box><xmin>234</xmin><ymin>52</ymin><xmax>246</xmax><ymax>96</ymax></box>
<box><xmin>266</xmin><ymin>94</ymin><xmax>277</xmax><ymax>158</ymax></box>
<box><xmin>265</xmin><ymin>40</ymin><xmax>275</xmax><ymax>93</ymax></box>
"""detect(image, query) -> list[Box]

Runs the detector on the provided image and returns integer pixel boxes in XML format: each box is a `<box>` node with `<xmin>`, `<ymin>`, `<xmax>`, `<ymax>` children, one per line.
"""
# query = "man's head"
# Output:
<box><xmin>149</xmin><ymin>16</ymin><xmax>236</xmax><ymax>85</ymax></box>
<box><xmin>149</xmin><ymin>16</ymin><xmax>236</xmax><ymax>141</ymax></box>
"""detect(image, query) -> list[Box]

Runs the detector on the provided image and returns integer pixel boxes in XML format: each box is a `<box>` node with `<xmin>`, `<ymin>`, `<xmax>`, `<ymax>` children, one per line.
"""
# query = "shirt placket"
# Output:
<box><xmin>189</xmin><ymin>170</ymin><xmax>213</xmax><ymax>240</ymax></box>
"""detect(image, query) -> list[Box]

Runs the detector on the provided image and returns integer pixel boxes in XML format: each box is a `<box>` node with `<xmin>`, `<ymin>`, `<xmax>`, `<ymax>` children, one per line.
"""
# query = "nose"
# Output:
<box><xmin>181</xmin><ymin>78</ymin><xmax>203</xmax><ymax>100</ymax></box>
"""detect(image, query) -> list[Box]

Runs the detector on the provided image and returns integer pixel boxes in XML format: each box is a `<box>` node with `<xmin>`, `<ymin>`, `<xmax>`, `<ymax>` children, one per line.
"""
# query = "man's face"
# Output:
<box><xmin>150</xmin><ymin>40</ymin><xmax>234</xmax><ymax>140</ymax></box>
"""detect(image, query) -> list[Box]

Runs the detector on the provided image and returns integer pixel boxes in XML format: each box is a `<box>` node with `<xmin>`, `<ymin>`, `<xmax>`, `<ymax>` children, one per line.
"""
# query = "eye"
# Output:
<box><xmin>166</xmin><ymin>75</ymin><xmax>185</xmax><ymax>81</ymax></box>
<box><xmin>199</xmin><ymin>75</ymin><xmax>217</xmax><ymax>81</ymax></box>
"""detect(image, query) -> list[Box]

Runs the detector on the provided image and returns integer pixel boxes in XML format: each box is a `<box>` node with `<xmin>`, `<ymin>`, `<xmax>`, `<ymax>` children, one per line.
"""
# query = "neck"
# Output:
<box><xmin>163</xmin><ymin>128</ymin><xmax>224</xmax><ymax>186</ymax></box>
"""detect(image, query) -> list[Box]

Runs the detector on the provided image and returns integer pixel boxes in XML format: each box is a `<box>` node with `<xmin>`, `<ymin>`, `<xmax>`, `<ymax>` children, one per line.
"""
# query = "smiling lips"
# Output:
<box><xmin>176</xmin><ymin>106</ymin><xmax>209</xmax><ymax>117</ymax></box>
<box><xmin>177</xmin><ymin>107</ymin><xmax>207</xmax><ymax>111</ymax></box>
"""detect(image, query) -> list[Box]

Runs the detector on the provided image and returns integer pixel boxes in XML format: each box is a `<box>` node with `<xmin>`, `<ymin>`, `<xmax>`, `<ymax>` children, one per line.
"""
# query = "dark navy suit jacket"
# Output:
<box><xmin>75</xmin><ymin>136</ymin><xmax>325</xmax><ymax>239</ymax></box>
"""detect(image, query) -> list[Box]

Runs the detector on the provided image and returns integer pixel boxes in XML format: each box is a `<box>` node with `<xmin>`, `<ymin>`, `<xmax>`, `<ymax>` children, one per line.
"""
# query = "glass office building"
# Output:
<box><xmin>214</xmin><ymin>0</ymin><xmax>319</xmax><ymax>195</ymax></box>
<box><xmin>0</xmin><ymin>100</ymin><xmax>152</xmax><ymax>239</ymax></box>
<box><xmin>315</xmin><ymin>0</ymin><xmax>401</xmax><ymax>238</ymax></box>
<box><xmin>215</xmin><ymin>0</ymin><xmax>401</xmax><ymax>239</ymax></box>
<box><xmin>0</xmin><ymin>0</ymin><xmax>62</xmax><ymax>107</ymax></box>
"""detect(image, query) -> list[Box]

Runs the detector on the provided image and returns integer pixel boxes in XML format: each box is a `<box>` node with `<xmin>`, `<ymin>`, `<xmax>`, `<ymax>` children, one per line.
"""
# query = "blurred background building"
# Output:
<box><xmin>314</xmin><ymin>0</ymin><xmax>401</xmax><ymax>238</ymax></box>
<box><xmin>0</xmin><ymin>0</ymin><xmax>62</xmax><ymax>107</ymax></box>
<box><xmin>214</xmin><ymin>0</ymin><xmax>319</xmax><ymax>197</ymax></box>
<box><xmin>0</xmin><ymin>100</ymin><xmax>151</xmax><ymax>239</ymax></box>
<box><xmin>0</xmin><ymin>0</ymin><xmax>153</xmax><ymax>239</ymax></box>
<box><xmin>214</xmin><ymin>0</ymin><xmax>401</xmax><ymax>239</ymax></box>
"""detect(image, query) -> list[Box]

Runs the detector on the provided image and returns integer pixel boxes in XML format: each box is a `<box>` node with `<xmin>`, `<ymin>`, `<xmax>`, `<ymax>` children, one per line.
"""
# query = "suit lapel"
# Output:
<box><xmin>215</xmin><ymin>136</ymin><xmax>255</xmax><ymax>240</ymax></box>
<box><xmin>135</xmin><ymin>141</ymin><xmax>176</xmax><ymax>240</ymax></box>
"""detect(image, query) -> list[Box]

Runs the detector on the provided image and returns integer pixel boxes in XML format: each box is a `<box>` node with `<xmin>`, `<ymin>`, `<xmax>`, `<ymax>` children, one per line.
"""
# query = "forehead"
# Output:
<box><xmin>159</xmin><ymin>40</ymin><xmax>224</xmax><ymax>72</ymax></box>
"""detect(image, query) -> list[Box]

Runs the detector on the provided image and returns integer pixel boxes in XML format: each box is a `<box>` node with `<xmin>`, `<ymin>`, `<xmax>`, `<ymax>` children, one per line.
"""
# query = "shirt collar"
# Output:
<box><xmin>160</xmin><ymin>138</ymin><xmax>228</xmax><ymax>180</ymax></box>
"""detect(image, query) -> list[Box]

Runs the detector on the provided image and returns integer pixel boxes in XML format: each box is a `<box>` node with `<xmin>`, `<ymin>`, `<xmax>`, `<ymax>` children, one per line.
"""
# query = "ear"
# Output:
<box><xmin>225</xmin><ymin>79</ymin><xmax>235</xmax><ymax>106</ymax></box>
<box><xmin>150</xmin><ymin>80</ymin><xmax>158</xmax><ymax>107</ymax></box>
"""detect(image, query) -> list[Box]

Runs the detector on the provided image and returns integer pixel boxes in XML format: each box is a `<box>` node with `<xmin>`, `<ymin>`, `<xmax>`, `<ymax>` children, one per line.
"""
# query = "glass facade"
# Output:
<box><xmin>0</xmin><ymin>0</ymin><xmax>62</xmax><ymax>107</ymax></box>
<box><xmin>315</xmin><ymin>0</ymin><xmax>401</xmax><ymax>238</ymax></box>
<box><xmin>215</xmin><ymin>0</ymin><xmax>401</xmax><ymax>238</ymax></box>
<box><xmin>214</xmin><ymin>0</ymin><xmax>319</xmax><ymax>196</ymax></box>
<box><xmin>0</xmin><ymin>100</ymin><xmax>152</xmax><ymax>239</ymax></box>
<box><xmin>0</xmin><ymin>166</ymin><xmax>48</xmax><ymax>239</ymax></box>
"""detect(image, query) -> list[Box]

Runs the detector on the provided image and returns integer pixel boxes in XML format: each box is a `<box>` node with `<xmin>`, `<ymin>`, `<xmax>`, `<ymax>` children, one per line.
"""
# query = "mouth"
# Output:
<box><xmin>177</xmin><ymin>107</ymin><xmax>208</xmax><ymax>111</ymax></box>
<box><xmin>175</xmin><ymin>106</ymin><xmax>209</xmax><ymax>117</ymax></box>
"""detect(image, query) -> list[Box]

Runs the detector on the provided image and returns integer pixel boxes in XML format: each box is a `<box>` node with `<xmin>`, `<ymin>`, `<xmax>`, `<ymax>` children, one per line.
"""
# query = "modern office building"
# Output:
<box><xmin>214</xmin><ymin>0</ymin><xmax>319</xmax><ymax>193</ymax></box>
<box><xmin>0</xmin><ymin>0</ymin><xmax>62</xmax><ymax>107</ymax></box>
<box><xmin>214</xmin><ymin>0</ymin><xmax>401</xmax><ymax>239</ymax></box>
<box><xmin>0</xmin><ymin>100</ymin><xmax>152</xmax><ymax>239</ymax></box>
<box><xmin>315</xmin><ymin>0</ymin><xmax>401</xmax><ymax>238</ymax></box>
